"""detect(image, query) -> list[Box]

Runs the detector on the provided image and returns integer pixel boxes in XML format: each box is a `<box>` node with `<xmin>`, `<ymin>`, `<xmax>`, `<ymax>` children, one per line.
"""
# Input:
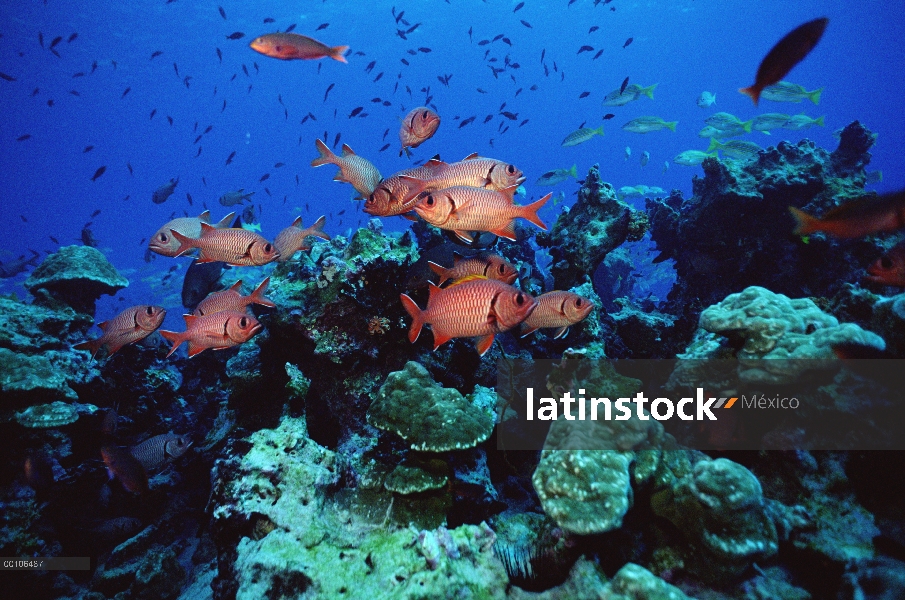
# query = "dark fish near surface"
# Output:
<box><xmin>739</xmin><ymin>17</ymin><xmax>829</xmax><ymax>106</ymax></box>
<box><xmin>152</xmin><ymin>178</ymin><xmax>179</xmax><ymax>204</ymax></box>
<box><xmin>131</xmin><ymin>433</ymin><xmax>192</xmax><ymax>471</ymax></box>
<box><xmin>623</xmin><ymin>37</ymin><xmax>633</xmax><ymax>48</ymax></box>
<box><xmin>91</xmin><ymin>166</ymin><xmax>106</xmax><ymax>181</ymax></box>
<box><xmin>182</xmin><ymin>259</ymin><xmax>226</xmax><ymax>310</ymax></box>
<box><xmin>101</xmin><ymin>445</ymin><xmax>148</xmax><ymax>494</ymax></box>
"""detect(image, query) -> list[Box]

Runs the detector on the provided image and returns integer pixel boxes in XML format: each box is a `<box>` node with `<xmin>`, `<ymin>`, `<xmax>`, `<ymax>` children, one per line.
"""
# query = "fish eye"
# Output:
<box><xmin>881</xmin><ymin>257</ymin><xmax>893</xmax><ymax>268</ymax></box>
<box><xmin>146</xmin><ymin>306</ymin><xmax>154</xmax><ymax>315</ymax></box>
<box><xmin>158</xmin><ymin>233</ymin><xmax>168</xmax><ymax>242</ymax></box>
<box><xmin>264</xmin><ymin>243</ymin><xmax>273</xmax><ymax>252</ymax></box>
<box><xmin>240</xmin><ymin>317</ymin><xmax>248</xmax><ymax>327</ymax></box>
<box><xmin>516</xmin><ymin>293</ymin><xmax>524</xmax><ymax>305</ymax></box>
<box><xmin>498</xmin><ymin>264</ymin><xmax>506</xmax><ymax>274</ymax></box>
<box><xmin>507</xmin><ymin>165</ymin><xmax>516</xmax><ymax>174</ymax></box>
<box><xmin>575</xmin><ymin>299</ymin><xmax>583</xmax><ymax>307</ymax></box>
<box><xmin>421</xmin><ymin>110</ymin><xmax>429</xmax><ymax>119</ymax></box>
<box><xmin>426</xmin><ymin>195</ymin><xmax>434</xmax><ymax>206</ymax></box>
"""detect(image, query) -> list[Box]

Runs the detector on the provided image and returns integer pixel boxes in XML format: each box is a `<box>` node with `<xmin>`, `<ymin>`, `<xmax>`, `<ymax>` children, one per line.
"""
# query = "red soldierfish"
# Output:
<box><xmin>428</xmin><ymin>252</ymin><xmax>517</xmax><ymax>286</ymax></box>
<box><xmin>789</xmin><ymin>190</ymin><xmax>905</xmax><ymax>239</ymax></box>
<box><xmin>865</xmin><ymin>241</ymin><xmax>905</xmax><ymax>287</ymax></box>
<box><xmin>311</xmin><ymin>139</ymin><xmax>383</xmax><ymax>197</ymax></box>
<box><xmin>411</xmin><ymin>153</ymin><xmax>526</xmax><ymax>191</ymax></box>
<box><xmin>194</xmin><ymin>277</ymin><xmax>276</xmax><ymax>316</ymax></box>
<box><xmin>160</xmin><ymin>310</ymin><xmax>262</xmax><ymax>357</ymax></box>
<box><xmin>101</xmin><ymin>445</ymin><xmax>148</xmax><ymax>494</ymax></box>
<box><xmin>739</xmin><ymin>17</ymin><xmax>828</xmax><ymax>106</ymax></box>
<box><xmin>249</xmin><ymin>32</ymin><xmax>349</xmax><ymax>63</ymax></box>
<box><xmin>171</xmin><ymin>223</ymin><xmax>280</xmax><ymax>266</ymax></box>
<box><xmin>130</xmin><ymin>433</ymin><xmax>192</xmax><ymax>471</ymax></box>
<box><xmin>149</xmin><ymin>210</ymin><xmax>235</xmax><ymax>257</ymax></box>
<box><xmin>75</xmin><ymin>305</ymin><xmax>166</xmax><ymax>358</ymax></box>
<box><xmin>414</xmin><ymin>186</ymin><xmax>550</xmax><ymax>242</ymax></box>
<box><xmin>399</xmin><ymin>106</ymin><xmax>440</xmax><ymax>157</ymax></box>
<box><xmin>400</xmin><ymin>276</ymin><xmax>537</xmax><ymax>356</ymax></box>
<box><xmin>273</xmin><ymin>216</ymin><xmax>330</xmax><ymax>261</ymax></box>
<box><xmin>520</xmin><ymin>291</ymin><xmax>595</xmax><ymax>338</ymax></box>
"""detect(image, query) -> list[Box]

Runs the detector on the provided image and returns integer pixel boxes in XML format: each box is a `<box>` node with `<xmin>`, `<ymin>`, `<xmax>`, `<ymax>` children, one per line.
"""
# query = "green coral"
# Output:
<box><xmin>652</xmin><ymin>457</ymin><xmax>778</xmax><ymax>566</ymax></box>
<box><xmin>24</xmin><ymin>245</ymin><xmax>128</xmax><ymax>313</ymax></box>
<box><xmin>285</xmin><ymin>362</ymin><xmax>310</xmax><ymax>400</ymax></box>
<box><xmin>15</xmin><ymin>400</ymin><xmax>82</xmax><ymax>428</ymax></box>
<box><xmin>384</xmin><ymin>456</ymin><xmax>449</xmax><ymax>495</ymax></box>
<box><xmin>367</xmin><ymin>362</ymin><xmax>494</xmax><ymax>452</ymax></box>
<box><xmin>602</xmin><ymin>563</ymin><xmax>693</xmax><ymax>600</ymax></box>
<box><xmin>697</xmin><ymin>286</ymin><xmax>886</xmax><ymax>383</ymax></box>
<box><xmin>1</xmin><ymin>348</ymin><xmax>79</xmax><ymax>402</ymax></box>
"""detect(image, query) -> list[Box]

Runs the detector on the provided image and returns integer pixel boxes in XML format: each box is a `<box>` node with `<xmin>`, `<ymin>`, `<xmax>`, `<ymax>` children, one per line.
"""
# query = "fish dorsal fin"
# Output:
<box><xmin>229</xmin><ymin>280</ymin><xmax>243</xmax><ymax>292</ymax></box>
<box><xmin>427</xmin><ymin>261</ymin><xmax>447</xmax><ymax>277</ymax></box>
<box><xmin>215</xmin><ymin>212</ymin><xmax>236</xmax><ymax>228</ymax></box>
<box><xmin>447</xmin><ymin>274</ymin><xmax>487</xmax><ymax>288</ymax></box>
<box><xmin>183</xmin><ymin>314</ymin><xmax>197</xmax><ymax>327</ymax></box>
<box><xmin>341</xmin><ymin>143</ymin><xmax>355</xmax><ymax>156</ymax></box>
<box><xmin>97</xmin><ymin>320</ymin><xmax>110</xmax><ymax>332</ymax></box>
<box><xmin>199</xmin><ymin>222</ymin><xmax>215</xmax><ymax>234</ymax></box>
<box><xmin>291</xmin><ymin>216</ymin><xmax>303</xmax><ymax>227</ymax></box>
<box><xmin>427</xmin><ymin>281</ymin><xmax>443</xmax><ymax>303</ymax></box>
<box><xmin>198</xmin><ymin>210</ymin><xmax>211</xmax><ymax>222</ymax></box>
<box><xmin>462</xmin><ymin>152</ymin><xmax>480</xmax><ymax>161</ymax></box>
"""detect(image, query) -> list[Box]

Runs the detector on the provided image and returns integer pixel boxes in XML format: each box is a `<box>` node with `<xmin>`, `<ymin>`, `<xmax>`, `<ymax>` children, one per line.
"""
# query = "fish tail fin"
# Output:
<box><xmin>311</xmin><ymin>138</ymin><xmax>337</xmax><ymax>167</ymax></box>
<box><xmin>569</xmin><ymin>164</ymin><xmax>577</xmax><ymax>178</ymax></box>
<box><xmin>712</xmin><ymin>93</ymin><xmax>716</xmax><ymax>105</ymax></box>
<box><xmin>310</xmin><ymin>215</ymin><xmax>331</xmax><ymax>240</ymax></box>
<box><xmin>815</xmin><ymin>116</ymin><xmax>825</xmax><ymax>127</ymax></box>
<box><xmin>330</xmin><ymin>45</ymin><xmax>349</xmax><ymax>64</ymax></box>
<box><xmin>249</xmin><ymin>277</ymin><xmax>276</xmax><ymax>308</ymax></box>
<box><xmin>666</xmin><ymin>121</ymin><xmax>677</xmax><ymax>132</ymax></box>
<box><xmin>643</xmin><ymin>83</ymin><xmax>657</xmax><ymax>99</ymax></box>
<box><xmin>399</xmin><ymin>294</ymin><xmax>424</xmax><ymax>343</ymax></box>
<box><xmin>169</xmin><ymin>229</ymin><xmax>196</xmax><ymax>257</ymax></box>
<box><xmin>74</xmin><ymin>338</ymin><xmax>103</xmax><ymax>358</ymax></box>
<box><xmin>706</xmin><ymin>138</ymin><xmax>721</xmax><ymax>153</ymax></box>
<box><xmin>738</xmin><ymin>85</ymin><xmax>760</xmax><ymax>106</ymax></box>
<box><xmin>159</xmin><ymin>330</ymin><xmax>184</xmax><ymax>358</ymax></box>
<box><xmin>809</xmin><ymin>87</ymin><xmax>823</xmax><ymax>105</ymax></box>
<box><xmin>427</xmin><ymin>261</ymin><xmax>451</xmax><ymax>286</ymax></box>
<box><xmin>789</xmin><ymin>206</ymin><xmax>819</xmax><ymax>236</ymax></box>
<box><xmin>741</xmin><ymin>119</ymin><xmax>753</xmax><ymax>133</ymax></box>
<box><xmin>521</xmin><ymin>193</ymin><xmax>551</xmax><ymax>230</ymax></box>
<box><xmin>596</xmin><ymin>125</ymin><xmax>605</xmax><ymax>136</ymax></box>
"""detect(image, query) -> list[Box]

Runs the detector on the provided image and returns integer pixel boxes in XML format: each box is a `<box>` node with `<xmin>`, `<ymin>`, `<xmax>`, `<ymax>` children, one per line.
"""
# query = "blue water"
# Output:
<box><xmin>1</xmin><ymin>0</ymin><xmax>903</xmax><ymax>329</ymax></box>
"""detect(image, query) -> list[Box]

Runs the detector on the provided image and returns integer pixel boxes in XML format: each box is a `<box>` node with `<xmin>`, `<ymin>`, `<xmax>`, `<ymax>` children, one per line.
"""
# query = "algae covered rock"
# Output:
<box><xmin>15</xmin><ymin>401</ymin><xmax>80</xmax><ymax>428</ymax></box>
<box><xmin>537</xmin><ymin>164</ymin><xmax>646</xmax><ymax>290</ymax></box>
<box><xmin>384</xmin><ymin>455</ymin><xmax>449</xmax><ymax>495</ymax></box>
<box><xmin>697</xmin><ymin>286</ymin><xmax>885</xmax><ymax>383</ymax></box>
<box><xmin>24</xmin><ymin>245</ymin><xmax>128</xmax><ymax>314</ymax></box>
<box><xmin>367</xmin><ymin>361</ymin><xmax>494</xmax><ymax>452</ymax></box>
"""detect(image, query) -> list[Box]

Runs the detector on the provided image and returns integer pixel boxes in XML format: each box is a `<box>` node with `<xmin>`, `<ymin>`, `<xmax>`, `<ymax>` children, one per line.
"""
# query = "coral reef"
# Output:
<box><xmin>537</xmin><ymin>164</ymin><xmax>647</xmax><ymax>290</ymax></box>
<box><xmin>24</xmin><ymin>245</ymin><xmax>129</xmax><ymax>314</ymax></box>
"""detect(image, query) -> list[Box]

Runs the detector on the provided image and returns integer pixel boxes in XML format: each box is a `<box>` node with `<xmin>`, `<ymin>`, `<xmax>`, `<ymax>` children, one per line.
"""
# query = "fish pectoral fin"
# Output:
<box><xmin>488</xmin><ymin>222</ymin><xmax>517</xmax><ymax>241</ymax></box>
<box><xmin>475</xmin><ymin>334</ymin><xmax>495</xmax><ymax>356</ymax></box>
<box><xmin>453</xmin><ymin>230</ymin><xmax>474</xmax><ymax>243</ymax></box>
<box><xmin>186</xmin><ymin>342</ymin><xmax>205</xmax><ymax>358</ymax></box>
<box><xmin>553</xmin><ymin>326</ymin><xmax>570</xmax><ymax>339</ymax></box>
<box><xmin>431</xmin><ymin>330</ymin><xmax>452</xmax><ymax>350</ymax></box>
<box><xmin>519</xmin><ymin>324</ymin><xmax>538</xmax><ymax>338</ymax></box>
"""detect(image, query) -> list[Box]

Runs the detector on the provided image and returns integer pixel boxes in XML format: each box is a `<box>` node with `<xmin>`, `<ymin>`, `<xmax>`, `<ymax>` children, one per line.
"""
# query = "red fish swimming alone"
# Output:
<box><xmin>414</xmin><ymin>186</ymin><xmax>550</xmax><ymax>242</ymax></box>
<box><xmin>739</xmin><ymin>17</ymin><xmax>829</xmax><ymax>106</ymax></box>
<box><xmin>249</xmin><ymin>32</ymin><xmax>348</xmax><ymax>63</ymax></box>
<box><xmin>130</xmin><ymin>433</ymin><xmax>192</xmax><ymax>471</ymax></box>
<box><xmin>520</xmin><ymin>291</ymin><xmax>595</xmax><ymax>338</ymax></box>
<box><xmin>311</xmin><ymin>139</ymin><xmax>383</xmax><ymax>197</ymax></box>
<box><xmin>400</xmin><ymin>276</ymin><xmax>537</xmax><ymax>355</ymax></box>
<box><xmin>194</xmin><ymin>277</ymin><xmax>276</xmax><ymax>316</ymax></box>
<box><xmin>149</xmin><ymin>210</ymin><xmax>235</xmax><ymax>257</ymax></box>
<box><xmin>101</xmin><ymin>445</ymin><xmax>148</xmax><ymax>495</ymax></box>
<box><xmin>428</xmin><ymin>252</ymin><xmax>518</xmax><ymax>286</ymax></box>
<box><xmin>273</xmin><ymin>216</ymin><xmax>330</xmax><ymax>261</ymax></box>
<box><xmin>789</xmin><ymin>190</ymin><xmax>905</xmax><ymax>239</ymax></box>
<box><xmin>171</xmin><ymin>223</ymin><xmax>280</xmax><ymax>266</ymax></box>
<box><xmin>75</xmin><ymin>305</ymin><xmax>167</xmax><ymax>358</ymax></box>
<box><xmin>399</xmin><ymin>106</ymin><xmax>441</xmax><ymax>157</ymax></box>
<box><xmin>160</xmin><ymin>310</ymin><xmax>262</xmax><ymax>358</ymax></box>
<box><xmin>865</xmin><ymin>241</ymin><xmax>905</xmax><ymax>286</ymax></box>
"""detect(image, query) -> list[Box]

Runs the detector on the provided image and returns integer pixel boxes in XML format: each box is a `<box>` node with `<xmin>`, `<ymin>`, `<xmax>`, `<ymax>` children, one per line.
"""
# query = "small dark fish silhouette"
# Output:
<box><xmin>324</xmin><ymin>82</ymin><xmax>335</xmax><ymax>102</ymax></box>
<box><xmin>216</xmin><ymin>47</ymin><xmax>222</xmax><ymax>62</ymax></box>
<box><xmin>50</xmin><ymin>36</ymin><xmax>63</xmax><ymax>49</ymax></box>
<box><xmin>285</xmin><ymin>23</ymin><xmax>297</xmax><ymax>33</ymax></box>
<box><xmin>150</xmin><ymin>50</ymin><xmax>162</xmax><ymax>59</ymax></box>
<box><xmin>218</xmin><ymin>6</ymin><xmax>226</xmax><ymax>19</ymax></box>
<box><xmin>150</xmin><ymin>108</ymin><xmax>156</xmax><ymax>120</ymax></box>
<box><xmin>91</xmin><ymin>166</ymin><xmax>106</xmax><ymax>181</ymax></box>
<box><xmin>121</xmin><ymin>87</ymin><xmax>130</xmax><ymax>99</ymax></box>
<box><xmin>349</xmin><ymin>106</ymin><xmax>363</xmax><ymax>117</ymax></box>
<box><xmin>623</xmin><ymin>37</ymin><xmax>633</xmax><ymax>48</ymax></box>
<box><xmin>316</xmin><ymin>23</ymin><xmax>329</xmax><ymax>31</ymax></box>
<box><xmin>127</xmin><ymin>162</ymin><xmax>133</xmax><ymax>175</ymax></box>
<box><xmin>579</xmin><ymin>91</ymin><xmax>590</xmax><ymax>98</ymax></box>
<box><xmin>91</xmin><ymin>209</ymin><xmax>101</xmax><ymax>217</ymax></box>
<box><xmin>226</xmin><ymin>151</ymin><xmax>236</xmax><ymax>165</ymax></box>
<box><xmin>593</xmin><ymin>50</ymin><xmax>603</xmax><ymax>60</ymax></box>
<box><xmin>68</xmin><ymin>32</ymin><xmax>78</xmax><ymax>43</ymax></box>
<box><xmin>514</xmin><ymin>1</ymin><xmax>524</xmax><ymax>12</ymax></box>
<box><xmin>264</xmin><ymin>17</ymin><xmax>275</xmax><ymax>23</ymax></box>
<box><xmin>83</xmin><ymin>145</ymin><xmax>94</xmax><ymax>153</ymax></box>
<box><xmin>459</xmin><ymin>116</ymin><xmax>476</xmax><ymax>128</ymax></box>
<box><xmin>16</xmin><ymin>134</ymin><xmax>31</xmax><ymax>141</ymax></box>
<box><xmin>589</xmin><ymin>26</ymin><xmax>599</xmax><ymax>33</ymax></box>
<box><xmin>520</xmin><ymin>20</ymin><xmax>532</xmax><ymax>28</ymax></box>
<box><xmin>379</xmin><ymin>143</ymin><xmax>390</xmax><ymax>152</ymax></box>
<box><xmin>260</xmin><ymin>173</ymin><xmax>270</xmax><ymax>182</ymax></box>
<box><xmin>226</xmin><ymin>32</ymin><xmax>245</xmax><ymax>40</ymax></box>
<box><xmin>740</xmin><ymin>17</ymin><xmax>829</xmax><ymax>106</ymax></box>
<box><xmin>0</xmin><ymin>72</ymin><xmax>15</xmax><ymax>81</ymax></box>
<box><xmin>603</xmin><ymin>113</ymin><xmax>615</xmax><ymax>120</ymax></box>
<box><xmin>620</xmin><ymin>76</ymin><xmax>629</xmax><ymax>94</ymax></box>
<box><xmin>577</xmin><ymin>45</ymin><xmax>593</xmax><ymax>54</ymax></box>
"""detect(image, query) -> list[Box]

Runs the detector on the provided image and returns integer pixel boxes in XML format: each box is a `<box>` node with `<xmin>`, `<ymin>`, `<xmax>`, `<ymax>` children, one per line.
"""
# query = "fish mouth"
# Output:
<box><xmin>515</xmin><ymin>176</ymin><xmax>527</xmax><ymax>185</ymax></box>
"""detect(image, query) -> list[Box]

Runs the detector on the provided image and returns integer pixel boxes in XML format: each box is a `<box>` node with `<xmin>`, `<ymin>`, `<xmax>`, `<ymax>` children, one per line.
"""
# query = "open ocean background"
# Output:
<box><xmin>1</xmin><ymin>0</ymin><xmax>902</xmax><ymax>330</ymax></box>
